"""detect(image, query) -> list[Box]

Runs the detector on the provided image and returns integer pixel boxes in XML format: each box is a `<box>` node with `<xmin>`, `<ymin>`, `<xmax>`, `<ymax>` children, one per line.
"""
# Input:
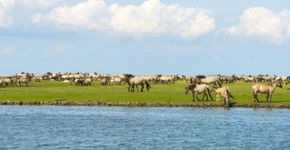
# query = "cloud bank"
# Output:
<box><xmin>228</xmin><ymin>7</ymin><xmax>290</xmax><ymax>43</ymax></box>
<box><xmin>2</xmin><ymin>1</ymin><xmax>290</xmax><ymax>44</ymax></box>
<box><xmin>33</xmin><ymin>0</ymin><xmax>215</xmax><ymax>37</ymax></box>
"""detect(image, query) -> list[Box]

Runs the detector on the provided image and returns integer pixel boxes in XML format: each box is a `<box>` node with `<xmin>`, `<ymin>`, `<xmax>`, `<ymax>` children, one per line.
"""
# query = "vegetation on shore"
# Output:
<box><xmin>0</xmin><ymin>81</ymin><xmax>290</xmax><ymax>107</ymax></box>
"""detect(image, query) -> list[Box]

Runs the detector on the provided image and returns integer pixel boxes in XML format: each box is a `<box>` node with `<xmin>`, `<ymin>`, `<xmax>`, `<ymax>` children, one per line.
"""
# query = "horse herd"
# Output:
<box><xmin>0</xmin><ymin>72</ymin><xmax>289</xmax><ymax>106</ymax></box>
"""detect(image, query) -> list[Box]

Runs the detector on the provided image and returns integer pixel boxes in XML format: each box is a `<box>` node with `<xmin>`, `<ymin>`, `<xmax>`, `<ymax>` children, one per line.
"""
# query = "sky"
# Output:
<box><xmin>0</xmin><ymin>0</ymin><xmax>290</xmax><ymax>75</ymax></box>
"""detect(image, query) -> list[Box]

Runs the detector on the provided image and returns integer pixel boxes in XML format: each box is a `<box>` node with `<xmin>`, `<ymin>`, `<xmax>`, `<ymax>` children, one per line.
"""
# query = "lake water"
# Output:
<box><xmin>0</xmin><ymin>106</ymin><xmax>290</xmax><ymax>149</ymax></box>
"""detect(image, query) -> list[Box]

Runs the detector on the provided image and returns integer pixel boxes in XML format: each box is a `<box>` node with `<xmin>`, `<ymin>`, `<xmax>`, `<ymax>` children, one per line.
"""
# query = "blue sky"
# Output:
<box><xmin>0</xmin><ymin>0</ymin><xmax>290</xmax><ymax>75</ymax></box>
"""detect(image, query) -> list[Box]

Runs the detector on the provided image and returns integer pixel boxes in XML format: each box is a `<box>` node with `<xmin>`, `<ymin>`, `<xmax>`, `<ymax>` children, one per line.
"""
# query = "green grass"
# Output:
<box><xmin>0</xmin><ymin>81</ymin><xmax>290</xmax><ymax>106</ymax></box>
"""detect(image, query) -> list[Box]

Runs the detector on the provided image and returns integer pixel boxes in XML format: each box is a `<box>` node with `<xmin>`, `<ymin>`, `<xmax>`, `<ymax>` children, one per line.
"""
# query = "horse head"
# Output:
<box><xmin>277</xmin><ymin>81</ymin><xmax>283</xmax><ymax>88</ymax></box>
<box><xmin>185</xmin><ymin>83</ymin><xmax>196</xmax><ymax>95</ymax></box>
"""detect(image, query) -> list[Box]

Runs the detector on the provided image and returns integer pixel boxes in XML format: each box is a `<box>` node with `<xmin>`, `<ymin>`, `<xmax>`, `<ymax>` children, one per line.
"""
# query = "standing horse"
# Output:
<box><xmin>185</xmin><ymin>83</ymin><xmax>213</xmax><ymax>101</ymax></box>
<box><xmin>17</xmin><ymin>78</ymin><xmax>29</xmax><ymax>86</ymax></box>
<box><xmin>123</xmin><ymin>74</ymin><xmax>151</xmax><ymax>92</ymax></box>
<box><xmin>252</xmin><ymin>81</ymin><xmax>283</xmax><ymax>103</ymax></box>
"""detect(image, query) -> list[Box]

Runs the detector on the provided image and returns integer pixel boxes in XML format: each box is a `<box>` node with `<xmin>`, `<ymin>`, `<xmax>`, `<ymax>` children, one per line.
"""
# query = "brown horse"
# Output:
<box><xmin>215</xmin><ymin>86</ymin><xmax>234</xmax><ymax>106</ymax></box>
<box><xmin>185</xmin><ymin>83</ymin><xmax>213</xmax><ymax>101</ymax></box>
<box><xmin>252</xmin><ymin>81</ymin><xmax>283</xmax><ymax>103</ymax></box>
<box><xmin>123</xmin><ymin>74</ymin><xmax>151</xmax><ymax>92</ymax></box>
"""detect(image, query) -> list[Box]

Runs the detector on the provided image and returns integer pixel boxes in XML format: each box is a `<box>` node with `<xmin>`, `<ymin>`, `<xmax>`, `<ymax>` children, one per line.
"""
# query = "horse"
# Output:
<box><xmin>285</xmin><ymin>76</ymin><xmax>290</xmax><ymax>85</ymax></box>
<box><xmin>82</xmin><ymin>78</ymin><xmax>92</xmax><ymax>86</ymax></box>
<box><xmin>214</xmin><ymin>86</ymin><xmax>234</xmax><ymax>106</ymax></box>
<box><xmin>74</xmin><ymin>78</ymin><xmax>92</xmax><ymax>86</ymax></box>
<box><xmin>3</xmin><ymin>78</ymin><xmax>12</xmax><ymax>86</ymax></box>
<box><xmin>158</xmin><ymin>76</ymin><xmax>175</xmax><ymax>84</ymax></box>
<box><xmin>191</xmin><ymin>76</ymin><xmax>222</xmax><ymax>89</ymax></box>
<box><xmin>123</xmin><ymin>74</ymin><xmax>151</xmax><ymax>92</ymax></box>
<box><xmin>110</xmin><ymin>77</ymin><xmax>123</xmax><ymax>85</ymax></box>
<box><xmin>74</xmin><ymin>79</ymin><xmax>83</xmax><ymax>86</ymax></box>
<box><xmin>252</xmin><ymin>81</ymin><xmax>283</xmax><ymax>103</ymax></box>
<box><xmin>100</xmin><ymin>78</ymin><xmax>109</xmax><ymax>86</ymax></box>
<box><xmin>17</xmin><ymin>78</ymin><xmax>29</xmax><ymax>86</ymax></box>
<box><xmin>0</xmin><ymin>80</ymin><xmax>7</xmax><ymax>87</ymax></box>
<box><xmin>185</xmin><ymin>83</ymin><xmax>213</xmax><ymax>101</ymax></box>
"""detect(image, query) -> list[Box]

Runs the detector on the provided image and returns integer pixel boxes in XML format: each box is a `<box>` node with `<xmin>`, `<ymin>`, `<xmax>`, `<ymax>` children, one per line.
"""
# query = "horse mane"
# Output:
<box><xmin>189</xmin><ymin>83</ymin><xmax>197</xmax><ymax>89</ymax></box>
<box><xmin>124</xmin><ymin>74</ymin><xmax>134</xmax><ymax>78</ymax></box>
<box><xmin>196</xmin><ymin>75</ymin><xmax>206</xmax><ymax>79</ymax></box>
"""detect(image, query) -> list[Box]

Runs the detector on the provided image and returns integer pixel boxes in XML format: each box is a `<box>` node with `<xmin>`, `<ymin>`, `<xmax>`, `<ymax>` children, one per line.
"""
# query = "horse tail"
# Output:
<box><xmin>206</xmin><ymin>88</ymin><xmax>213</xmax><ymax>100</ymax></box>
<box><xmin>145</xmin><ymin>80</ymin><xmax>151</xmax><ymax>91</ymax></box>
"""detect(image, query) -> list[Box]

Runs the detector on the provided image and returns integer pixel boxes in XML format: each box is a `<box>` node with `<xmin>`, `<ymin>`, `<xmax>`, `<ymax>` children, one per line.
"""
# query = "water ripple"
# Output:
<box><xmin>0</xmin><ymin>106</ymin><xmax>290</xmax><ymax>149</ymax></box>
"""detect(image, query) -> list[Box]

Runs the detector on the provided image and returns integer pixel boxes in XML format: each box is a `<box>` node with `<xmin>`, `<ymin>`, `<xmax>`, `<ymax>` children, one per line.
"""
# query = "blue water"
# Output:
<box><xmin>0</xmin><ymin>106</ymin><xmax>290</xmax><ymax>149</ymax></box>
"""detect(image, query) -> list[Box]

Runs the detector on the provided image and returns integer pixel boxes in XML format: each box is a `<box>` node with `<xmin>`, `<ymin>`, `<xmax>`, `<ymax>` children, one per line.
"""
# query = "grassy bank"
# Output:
<box><xmin>0</xmin><ymin>81</ymin><xmax>290</xmax><ymax>107</ymax></box>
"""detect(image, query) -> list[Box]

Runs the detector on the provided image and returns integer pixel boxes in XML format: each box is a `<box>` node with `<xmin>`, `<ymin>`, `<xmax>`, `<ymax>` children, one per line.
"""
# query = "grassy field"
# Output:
<box><xmin>0</xmin><ymin>80</ymin><xmax>290</xmax><ymax>107</ymax></box>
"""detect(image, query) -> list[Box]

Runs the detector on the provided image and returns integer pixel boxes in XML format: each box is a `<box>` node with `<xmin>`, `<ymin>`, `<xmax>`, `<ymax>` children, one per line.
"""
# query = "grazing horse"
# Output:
<box><xmin>74</xmin><ymin>78</ymin><xmax>92</xmax><ymax>86</ymax></box>
<box><xmin>252</xmin><ymin>81</ymin><xmax>283</xmax><ymax>103</ymax></box>
<box><xmin>124</xmin><ymin>74</ymin><xmax>151</xmax><ymax>92</ymax></box>
<box><xmin>17</xmin><ymin>78</ymin><xmax>29</xmax><ymax>86</ymax></box>
<box><xmin>0</xmin><ymin>80</ymin><xmax>6</xmax><ymax>87</ymax></box>
<box><xmin>185</xmin><ymin>83</ymin><xmax>213</xmax><ymax>101</ymax></box>
<box><xmin>82</xmin><ymin>78</ymin><xmax>92</xmax><ymax>86</ymax></box>
<box><xmin>285</xmin><ymin>76</ymin><xmax>290</xmax><ymax>85</ymax></box>
<box><xmin>3</xmin><ymin>79</ymin><xmax>12</xmax><ymax>86</ymax></box>
<box><xmin>75</xmin><ymin>79</ymin><xmax>83</xmax><ymax>86</ymax></box>
<box><xmin>110</xmin><ymin>77</ymin><xmax>123</xmax><ymax>85</ymax></box>
<box><xmin>215</xmin><ymin>86</ymin><xmax>234</xmax><ymax>106</ymax></box>
<box><xmin>100</xmin><ymin>78</ymin><xmax>109</xmax><ymax>86</ymax></box>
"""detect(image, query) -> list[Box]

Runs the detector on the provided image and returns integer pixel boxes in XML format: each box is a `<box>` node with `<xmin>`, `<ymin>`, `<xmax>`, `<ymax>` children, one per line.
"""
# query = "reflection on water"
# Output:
<box><xmin>0</xmin><ymin>106</ymin><xmax>290</xmax><ymax>149</ymax></box>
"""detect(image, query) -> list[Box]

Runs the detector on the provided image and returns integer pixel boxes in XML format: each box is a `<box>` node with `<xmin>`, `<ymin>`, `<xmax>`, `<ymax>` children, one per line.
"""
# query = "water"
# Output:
<box><xmin>0</xmin><ymin>106</ymin><xmax>290</xmax><ymax>150</ymax></box>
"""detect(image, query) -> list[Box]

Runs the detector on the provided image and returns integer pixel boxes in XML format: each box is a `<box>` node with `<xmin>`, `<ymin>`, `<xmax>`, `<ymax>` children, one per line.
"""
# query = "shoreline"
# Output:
<box><xmin>1</xmin><ymin>101</ymin><xmax>290</xmax><ymax>108</ymax></box>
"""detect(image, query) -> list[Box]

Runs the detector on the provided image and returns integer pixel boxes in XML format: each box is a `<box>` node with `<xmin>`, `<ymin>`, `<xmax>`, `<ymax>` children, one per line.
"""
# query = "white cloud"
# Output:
<box><xmin>33</xmin><ymin>0</ymin><xmax>215</xmax><ymax>37</ymax></box>
<box><xmin>0</xmin><ymin>0</ymin><xmax>15</xmax><ymax>8</ymax></box>
<box><xmin>0</xmin><ymin>46</ymin><xmax>17</xmax><ymax>55</ymax></box>
<box><xmin>0</xmin><ymin>0</ymin><xmax>14</xmax><ymax>27</ymax></box>
<box><xmin>228</xmin><ymin>7</ymin><xmax>290</xmax><ymax>43</ymax></box>
<box><xmin>22</xmin><ymin>0</ymin><xmax>62</xmax><ymax>9</ymax></box>
<box><xmin>0</xmin><ymin>0</ymin><xmax>65</xmax><ymax>27</ymax></box>
<box><xmin>0</xmin><ymin>8</ymin><xmax>9</xmax><ymax>27</ymax></box>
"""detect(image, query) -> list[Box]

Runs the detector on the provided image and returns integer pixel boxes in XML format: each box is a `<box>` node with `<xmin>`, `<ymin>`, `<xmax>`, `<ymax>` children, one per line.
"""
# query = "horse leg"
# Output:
<box><xmin>253</xmin><ymin>93</ymin><xmax>258</xmax><ymax>103</ymax></box>
<box><xmin>224</xmin><ymin>97</ymin><xmax>230</xmax><ymax>106</ymax></box>
<box><xmin>131</xmin><ymin>84</ymin><xmax>135</xmax><ymax>92</ymax></box>
<box><xmin>266</xmin><ymin>93</ymin><xmax>269</xmax><ymax>103</ymax></box>
<box><xmin>196</xmin><ymin>93</ymin><xmax>201</xmax><ymax>101</ymax></box>
<box><xmin>127</xmin><ymin>83</ymin><xmax>131</xmax><ymax>92</ymax></box>
<box><xmin>140</xmin><ymin>84</ymin><xmax>144</xmax><ymax>92</ymax></box>
<box><xmin>207</xmin><ymin>89</ymin><xmax>213</xmax><ymax>101</ymax></box>
<box><xmin>269</xmin><ymin>93</ymin><xmax>273</xmax><ymax>103</ymax></box>
<box><xmin>132</xmin><ymin>84</ymin><xmax>136</xmax><ymax>92</ymax></box>
<box><xmin>192</xmin><ymin>92</ymin><xmax>195</xmax><ymax>102</ymax></box>
<box><xmin>204</xmin><ymin>93</ymin><xmax>209</xmax><ymax>101</ymax></box>
<box><xmin>253</xmin><ymin>91</ymin><xmax>258</xmax><ymax>103</ymax></box>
